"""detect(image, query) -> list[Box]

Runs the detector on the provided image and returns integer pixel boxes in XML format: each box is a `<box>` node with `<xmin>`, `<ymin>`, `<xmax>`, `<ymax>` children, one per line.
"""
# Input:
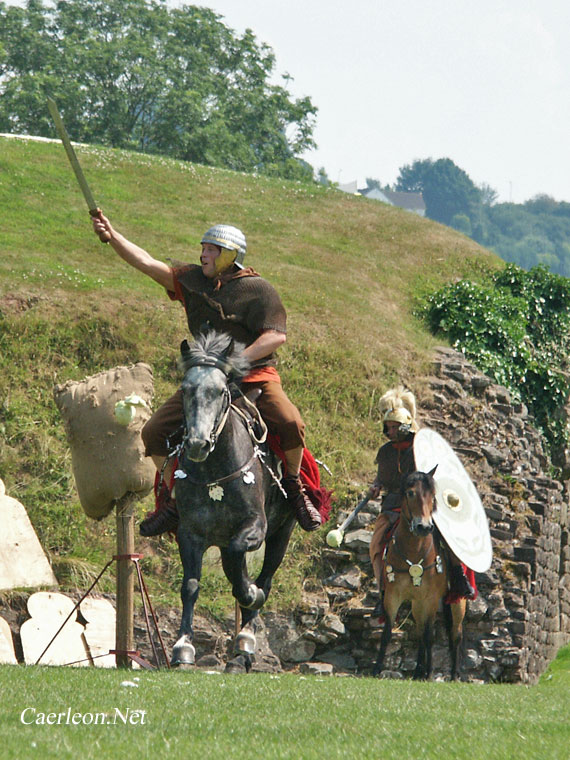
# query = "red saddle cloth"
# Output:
<box><xmin>379</xmin><ymin>517</ymin><xmax>478</xmax><ymax>604</ymax></box>
<box><xmin>267</xmin><ymin>433</ymin><xmax>333</xmax><ymax>524</ymax></box>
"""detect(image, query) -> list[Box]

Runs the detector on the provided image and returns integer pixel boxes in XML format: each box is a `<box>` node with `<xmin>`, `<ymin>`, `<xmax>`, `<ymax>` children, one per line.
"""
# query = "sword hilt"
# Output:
<box><xmin>90</xmin><ymin>208</ymin><xmax>111</xmax><ymax>243</ymax></box>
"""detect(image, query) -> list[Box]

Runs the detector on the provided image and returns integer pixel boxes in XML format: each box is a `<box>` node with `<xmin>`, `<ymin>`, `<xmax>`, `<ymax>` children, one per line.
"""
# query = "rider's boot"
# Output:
<box><xmin>281</xmin><ymin>474</ymin><xmax>322</xmax><ymax>532</ymax></box>
<box><xmin>140</xmin><ymin>480</ymin><xmax>179</xmax><ymax>537</ymax></box>
<box><xmin>449</xmin><ymin>564</ymin><xmax>475</xmax><ymax>599</ymax></box>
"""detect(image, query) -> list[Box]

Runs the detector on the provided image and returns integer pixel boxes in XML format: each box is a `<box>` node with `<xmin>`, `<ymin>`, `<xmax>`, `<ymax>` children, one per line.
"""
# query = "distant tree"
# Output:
<box><xmin>394</xmin><ymin>159</ymin><xmax>570</xmax><ymax>278</ymax></box>
<box><xmin>479</xmin><ymin>183</ymin><xmax>499</xmax><ymax>207</ymax></box>
<box><xmin>0</xmin><ymin>0</ymin><xmax>317</xmax><ymax>180</ymax></box>
<box><xmin>365</xmin><ymin>177</ymin><xmax>382</xmax><ymax>191</ymax></box>
<box><xmin>395</xmin><ymin>158</ymin><xmax>432</xmax><ymax>193</ymax></box>
<box><xmin>317</xmin><ymin>167</ymin><xmax>331</xmax><ymax>186</ymax></box>
<box><xmin>395</xmin><ymin>157</ymin><xmax>481</xmax><ymax>226</ymax></box>
<box><xmin>450</xmin><ymin>213</ymin><xmax>472</xmax><ymax>236</ymax></box>
<box><xmin>524</xmin><ymin>194</ymin><xmax>558</xmax><ymax>215</ymax></box>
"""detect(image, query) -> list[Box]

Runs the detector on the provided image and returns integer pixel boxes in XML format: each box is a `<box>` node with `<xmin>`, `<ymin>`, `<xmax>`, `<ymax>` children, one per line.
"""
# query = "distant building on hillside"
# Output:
<box><xmin>337</xmin><ymin>180</ymin><xmax>426</xmax><ymax>217</ymax></box>
<box><xmin>359</xmin><ymin>187</ymin><xmax>426</xmax><ymax>217</ymax></box>
<box><xmin>337</xmin><ymin>180</ymin><xmax>359</xmax><ymax>195</ymax></box>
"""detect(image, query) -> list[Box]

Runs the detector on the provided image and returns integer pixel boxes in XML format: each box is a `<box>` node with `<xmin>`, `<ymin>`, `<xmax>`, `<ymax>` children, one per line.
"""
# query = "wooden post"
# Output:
<box><xmin>115</xmin><ymin>495</ymin><xmax>135</xmax><ymax>668</ymax></box>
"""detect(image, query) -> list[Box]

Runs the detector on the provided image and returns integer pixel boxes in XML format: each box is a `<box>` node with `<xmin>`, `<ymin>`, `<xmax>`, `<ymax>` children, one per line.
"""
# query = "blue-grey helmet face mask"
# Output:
<box><xmin>201</xmin><ymin>224</ymin><xmax>247</xmax><ymax>267</ymax></box>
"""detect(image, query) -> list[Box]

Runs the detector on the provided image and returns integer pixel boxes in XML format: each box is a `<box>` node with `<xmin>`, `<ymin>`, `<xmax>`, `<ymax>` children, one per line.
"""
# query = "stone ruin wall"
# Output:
<box><xmin>310</xmin><ymin>346</ymin><xmax>570</xmax><ymax>682</ymax></box>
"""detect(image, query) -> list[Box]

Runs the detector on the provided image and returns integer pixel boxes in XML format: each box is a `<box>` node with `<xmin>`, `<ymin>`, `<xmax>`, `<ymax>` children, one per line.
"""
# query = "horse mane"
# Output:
<box><xmin>179</xmin><ymin>330</ymin><xmax>251</xmax><ymax>380</ymax></box>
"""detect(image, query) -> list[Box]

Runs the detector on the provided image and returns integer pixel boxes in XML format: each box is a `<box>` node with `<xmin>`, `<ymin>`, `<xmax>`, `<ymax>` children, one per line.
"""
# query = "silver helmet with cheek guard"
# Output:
<box><xmin>201</xmin><ymin>224</ymin><xmax>247</xmax><ymax>267</ymax></box>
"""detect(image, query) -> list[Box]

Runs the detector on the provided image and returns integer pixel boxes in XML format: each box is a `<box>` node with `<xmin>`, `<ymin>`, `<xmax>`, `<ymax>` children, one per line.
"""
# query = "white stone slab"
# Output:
<box><xmin>0</xmin><ymin>479</ymin><xmax>58</xmax><ymax>590</ymax></box>
<box><xmin>0</xmin><ymin>616</ymin><xmax>17</xmax><ymax>664</ymax></box>
<box><xmin>80</xmin><ymin>598</ymin><xmax>116</xmax><ymax>667</ymax></box>
<box><xmin>21</xmin><ymin>591</ymin><xmax>88</xmax><ymax>666</ymax></box>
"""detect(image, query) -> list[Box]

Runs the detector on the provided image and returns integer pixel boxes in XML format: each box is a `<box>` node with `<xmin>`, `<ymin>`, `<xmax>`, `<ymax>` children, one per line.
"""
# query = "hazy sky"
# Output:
<box><xmin>183</xmin><ymin>0</ymin><xmax>570</xmax><ymax>204</ymax></box>
<box><xmin>6</xmin><ymin>0</ymin><xmax>570</xmax><ymax>203</ymax></box>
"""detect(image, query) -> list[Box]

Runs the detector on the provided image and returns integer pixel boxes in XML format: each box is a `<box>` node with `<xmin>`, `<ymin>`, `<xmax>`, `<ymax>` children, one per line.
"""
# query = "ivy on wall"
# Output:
<box><xmin>422</xmin><ymin>264</ymin><xmax>570</xmax><ymax>462</ymax></box>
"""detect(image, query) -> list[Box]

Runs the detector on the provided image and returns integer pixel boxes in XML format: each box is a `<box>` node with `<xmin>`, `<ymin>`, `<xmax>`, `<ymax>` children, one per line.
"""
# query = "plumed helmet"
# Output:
<box><xmin>201</xmin><ymin>224</ymin><xmax>247</xmax><ymax>267</ymax></box>
<box><xmin>379</xmin><ymin>386</ymin><xmax>420</xmax><ymax>434</ymax></box>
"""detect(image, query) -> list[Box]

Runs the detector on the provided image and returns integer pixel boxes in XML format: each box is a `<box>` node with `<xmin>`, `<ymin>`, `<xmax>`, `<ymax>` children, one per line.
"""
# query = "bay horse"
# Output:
<box><xmin>372</xmin><ymin>468</ymin><xmax>466</xmax><ymax>680</ymax></box>
<box><xmin>170</xmin><ymin>331</ymin><xmax>296</xmax><ymax>671</ymax></box>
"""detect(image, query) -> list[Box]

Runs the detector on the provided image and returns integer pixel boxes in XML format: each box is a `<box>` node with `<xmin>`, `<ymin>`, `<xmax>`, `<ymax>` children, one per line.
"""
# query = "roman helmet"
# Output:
<box><xmin>201</xmin><ymin>224</ymin><xmax>247</xmax><ymax>274</ymax></box>
<box><xmin>379</xmin><ymin>386</ymin><xmax>420</xmax><ymax>438</ymax></box>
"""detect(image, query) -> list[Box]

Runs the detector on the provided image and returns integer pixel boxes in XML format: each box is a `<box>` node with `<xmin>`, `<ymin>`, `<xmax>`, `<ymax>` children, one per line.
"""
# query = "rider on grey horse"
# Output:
<box><xmin>91</xmin><ymin>214</ymin><xmax>321</xmax><ymax>534</ymax></box>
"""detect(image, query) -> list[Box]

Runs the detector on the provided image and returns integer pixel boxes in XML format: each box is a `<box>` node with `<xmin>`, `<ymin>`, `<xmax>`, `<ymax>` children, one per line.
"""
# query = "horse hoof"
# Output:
<box><xmin>171</xmin><ymin>638</ymin><xmax>196</xmax><ymax>666</ymax></box>
<box><xmin>242</xmin><ymin>586</ymin><xmax>266</xmax><ymax>610</ymax></box>
<box><xmin>235</xmin><ymin>629</ymin><xmax>256</xmax><ymax>655</ymax></box>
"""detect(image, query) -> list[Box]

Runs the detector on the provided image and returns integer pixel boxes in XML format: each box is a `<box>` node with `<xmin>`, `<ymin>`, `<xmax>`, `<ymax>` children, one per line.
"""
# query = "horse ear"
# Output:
<box><xmin>180</xmin><ymin>339</ymin><xmax>191</xmax><ymax>358</ymax></box>
<box><xmin>428</xmin><ymin>464</ymin><xmax>438</xmax><ymax>478</ymax></box>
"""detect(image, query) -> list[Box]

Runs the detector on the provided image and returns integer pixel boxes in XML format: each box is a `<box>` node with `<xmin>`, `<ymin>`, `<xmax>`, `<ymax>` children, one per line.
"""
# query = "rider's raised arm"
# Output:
<box><xmin>91</xmin><ymin>211</ymin><xmax>174</xmax><ymax>291</ymax></box>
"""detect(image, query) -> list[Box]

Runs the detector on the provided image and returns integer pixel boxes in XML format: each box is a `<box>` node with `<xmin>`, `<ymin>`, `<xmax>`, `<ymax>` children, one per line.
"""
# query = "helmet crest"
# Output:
<box><xmin>379</xmin><ymin>386</ymin><xmax>419</xmax><ymax>434</ymax></box>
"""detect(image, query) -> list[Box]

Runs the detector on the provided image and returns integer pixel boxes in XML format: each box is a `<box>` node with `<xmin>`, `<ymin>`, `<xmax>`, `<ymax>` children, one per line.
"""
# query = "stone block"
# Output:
<box><xmin>0</xmin><ymin>480</ymin><xmax>58</xmax><ymax>591</ymax></box>
<box><xmin>514</xmin><ymin>546</ymin><xmax>536</xmax><ymax>563</ymax></box>
<box><xmin>299</xmin><ymin>661</ymin><xmax>334</xmax><ymax>676</ymax></box>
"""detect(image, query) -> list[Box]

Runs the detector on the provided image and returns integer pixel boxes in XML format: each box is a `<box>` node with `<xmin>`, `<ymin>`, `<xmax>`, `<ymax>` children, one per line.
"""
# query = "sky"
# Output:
<box><xmin>178</xmin><ymin>0</ymin><xmax>570</xmax><ymax>204</ymax></box>
<box><xmin>6</xmin><ymin>0</ymin><xmax>570</xmax><ymax>203</ymax></box>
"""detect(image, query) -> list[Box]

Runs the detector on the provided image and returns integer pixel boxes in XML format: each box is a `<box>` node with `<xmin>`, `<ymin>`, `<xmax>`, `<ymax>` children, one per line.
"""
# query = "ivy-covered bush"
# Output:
<box><xmin>422</xmin><ymin>264</ymin><xmax>570</xmax><ymax>461</ymax></box>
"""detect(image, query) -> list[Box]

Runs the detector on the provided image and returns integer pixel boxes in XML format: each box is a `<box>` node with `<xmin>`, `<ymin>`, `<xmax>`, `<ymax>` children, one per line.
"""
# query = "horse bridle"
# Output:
<box><xmin>399</xmin><ymin>482</ymin><xmax>434</xmax><ymax>531</ymax></box>
<box><xmin>385</xmin><ymin>486</ymin><xmax>442</xmax><ymax>583</ymax></box>
<box><xmin>180</xmin><ymin>356</ymin><xmax>233</xmax><ymax>455</ymax></box>
<box><xmin>177</xmin><ymin>359</ymin><xmax>282</xmax><ymax>492</ymax></box>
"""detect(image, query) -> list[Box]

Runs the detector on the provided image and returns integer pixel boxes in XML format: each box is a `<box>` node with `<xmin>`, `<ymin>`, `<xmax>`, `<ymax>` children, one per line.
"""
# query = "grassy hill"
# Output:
<box><xmin>0</xmin><ymin>135</ymin><xmax>502</xmax><ymax>610</ymax></box>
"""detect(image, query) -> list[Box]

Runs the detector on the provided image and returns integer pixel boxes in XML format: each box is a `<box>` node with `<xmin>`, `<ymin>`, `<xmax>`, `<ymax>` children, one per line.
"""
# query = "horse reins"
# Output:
<box><xmin>177</xmin><ymin>368</ymin><xmax>284</xmax><ymax>494</ymax></box>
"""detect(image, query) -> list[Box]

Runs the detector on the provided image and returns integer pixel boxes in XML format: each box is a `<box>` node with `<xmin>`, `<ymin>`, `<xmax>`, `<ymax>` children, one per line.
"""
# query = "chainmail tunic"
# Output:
<box><xmin>169</xmin><ymin>264</ymin><xmax>287</xmax><ymax>368</ymax></box>
<box><xmin>374</xmin><ymin>436</ymin><xmax>416</xmax><ymax>511</ymax></box>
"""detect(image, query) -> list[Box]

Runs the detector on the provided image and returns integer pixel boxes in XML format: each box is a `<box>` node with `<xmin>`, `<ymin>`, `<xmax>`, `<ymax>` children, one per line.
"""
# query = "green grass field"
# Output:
<box><xmin>1</xmin><ymin>645</ymin><xmax>569</xmax><ymax>759</ymax></box>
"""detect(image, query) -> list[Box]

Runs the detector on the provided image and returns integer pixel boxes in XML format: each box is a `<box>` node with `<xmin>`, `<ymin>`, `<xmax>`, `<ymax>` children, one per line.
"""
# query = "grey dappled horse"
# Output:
<box><xmin>171</xmin><ymin>331</ymin><xmax>296</xmax><ymax>672</ymax></box>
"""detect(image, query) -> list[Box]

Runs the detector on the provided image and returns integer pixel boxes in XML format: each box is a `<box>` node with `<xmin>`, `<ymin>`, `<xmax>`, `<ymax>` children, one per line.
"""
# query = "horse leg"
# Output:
<box><xmin>228</xmin><ymin>513</ymin><xmax>267</xmax><ymax>555</ymax></box>
<box><xmin>171</xmin><ymin>532</ymin><xmax>206</xmax><ymax>667</ymax></box>
<box><xmin>372</xmin><ymin>615</ymin><xmax>393</xmax><ymax>677</ymax></box>
<box><xmin>218</xmin><ymin>547</ymin><xmax>261</xmax><ymax>674</ymax></box>
<box><xmin>444</xmin><ymin>599</ymin><xmax>466</xmax><ymax>680</ymax></box>
<box><xmin>230</xmin><ymin>517</ymin><xmax>297</xmax><ymax>662</ymax></box>
<box><xmin>248</xmin><ymin>519</ymin><xmax>296</xmax><ymax>619</ymax></box>
<box><xmin>220</xmin><ymin>547</ymin><xmax>266</xmax><ymax>611</ymax></box>
<box><xmin>413</xmin><ymin>619</ymin><xmax>434</xmax><ymax>680</ymax></box>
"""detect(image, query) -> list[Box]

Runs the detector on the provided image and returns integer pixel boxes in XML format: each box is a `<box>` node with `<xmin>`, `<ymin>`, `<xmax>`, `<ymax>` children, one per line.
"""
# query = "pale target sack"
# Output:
<box><xmin>54</xmin><ymin>363</ymin><xmax>155</xmax><ymax>519</ymax></box>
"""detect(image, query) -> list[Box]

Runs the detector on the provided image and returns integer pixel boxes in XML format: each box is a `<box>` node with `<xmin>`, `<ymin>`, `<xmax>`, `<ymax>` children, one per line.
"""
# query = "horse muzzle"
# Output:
<box><xmin>185</xmin><ymin>438</ymin><xmax>212</xmax><ymax>462</ymax></box>
<box><xmin>410</xmin><ymin>517</ymin><xmax>434</xmax><ymax>536</ymax></box>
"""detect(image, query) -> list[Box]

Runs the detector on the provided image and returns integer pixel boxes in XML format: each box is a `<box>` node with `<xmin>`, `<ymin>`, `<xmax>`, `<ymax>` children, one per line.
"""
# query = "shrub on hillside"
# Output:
<box><xmin>422</xmin><ymin>264</ymin><xmax>570</xmax><ymax>463</ymax></box>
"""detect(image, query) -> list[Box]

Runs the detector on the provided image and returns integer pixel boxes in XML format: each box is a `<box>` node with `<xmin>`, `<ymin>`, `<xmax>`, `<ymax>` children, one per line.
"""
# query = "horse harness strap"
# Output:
<box><xmin>183</xmin><ymin>447</ymin><xmax>262</xmax><ymax>489</ymax></box>
<box><xmin>179</xmin><ymin>404</ymin><xmax>285</xmax><ymax>499</ymax></box>
<box><xmin>230</xmin><ymin>399</ymin><xmax>286</xmax><ymax>495</ymax></box>
<box><xmin>384</xmin><ymin>536</ymin><xmax>443</xmax><ymax>587</ymax></box>
<box><xmin>231</xmin><ymin>396</ymin><xmax>268</xmax><ymax>445</ymax></box>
